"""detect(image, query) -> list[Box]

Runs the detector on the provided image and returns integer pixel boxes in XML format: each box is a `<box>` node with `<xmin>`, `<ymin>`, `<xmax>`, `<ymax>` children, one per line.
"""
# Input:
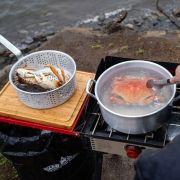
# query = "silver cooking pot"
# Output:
<box><xmin>86</xmin><ymin>60</ymin><xmax>176</xmax><ymax>134</ymax></box>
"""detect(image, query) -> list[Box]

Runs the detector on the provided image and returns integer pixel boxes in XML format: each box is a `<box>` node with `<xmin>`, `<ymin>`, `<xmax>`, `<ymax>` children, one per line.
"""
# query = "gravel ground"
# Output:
<box><xmin>0</xmin><ymin>0</ymin><xmax>180</xmax><ymax>179</ymax></box>
<box><xmin>38</xmin><ymin>27</ymin><xmax>180</xmax><ymax>180</ymax></box>
<box><xmin>5</xmin><ymin>27</ymin><xmax>177</xmax><ymax>180</ymax></box>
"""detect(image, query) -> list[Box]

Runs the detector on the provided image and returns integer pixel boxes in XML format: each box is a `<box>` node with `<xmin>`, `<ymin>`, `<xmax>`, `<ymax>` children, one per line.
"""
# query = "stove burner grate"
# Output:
<box><xmin>75</xmin><ymin>56</ymin><xmax>180</xmax><ymax>149</ymax></box>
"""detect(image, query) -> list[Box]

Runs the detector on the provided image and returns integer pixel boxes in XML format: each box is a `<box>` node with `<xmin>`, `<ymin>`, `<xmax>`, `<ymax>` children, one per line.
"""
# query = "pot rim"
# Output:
<box><xmin>95</xmin><ymin>60</ymin><xmax>176</xmax><ymax>118</ymax></box>
<box><xmin>9</xmin><ymin>50</ymin><xmax>76</xmax><ymax>95</ymax></box>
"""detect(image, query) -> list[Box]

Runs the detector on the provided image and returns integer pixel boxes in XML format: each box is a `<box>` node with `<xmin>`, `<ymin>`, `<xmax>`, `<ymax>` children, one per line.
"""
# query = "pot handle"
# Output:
<box><xmin>0</xmin><ymin>34</ymin><xmax>23</xmax><ymax>60</ymax></box>
<box><xmin>172</xmin><ymin>95</ymin><xmax>180</xmax><ymax>102</ymax></box>
<box><xmin>169</xmin><ymin>94</ymin><xmax>180</xmax><ymax>107</ymax></box>
<box><xmin>86</xmin><ymin>79</ymin><xmax>97</xmax><ymax>100</ymax></box>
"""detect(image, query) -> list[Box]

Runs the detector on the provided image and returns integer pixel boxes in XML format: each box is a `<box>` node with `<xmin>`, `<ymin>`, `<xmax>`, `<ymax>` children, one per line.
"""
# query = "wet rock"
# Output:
<box><xmin>18</xmin><ymin>30</ymin><xmax>29</xmax><ymax>34</ymax></box>
<box><xmin>1</xmin><ymin>53</ymin><xmax>16</xmax><ymax>65</ymax></box>
<box><xmin>104</xmin><ymin>22</ymin><xmax>122</xmax><ymax>34</ymax></box>
<box><xmin>173</xmin><ymin>8</ymin><xmax>180</xmax><ymax>18</ymax></box>
<box><xmin>151</xmin><ymin>11</ymin><xmax>162</xmax><ymax>18</ymax></box>
<box><xmin>0</xmin><ymin>46</ymin><xmax>6</xmax><ymax>56</ymax></box>
<box><xmin>40</xmin><ymin>37</ymin><xmax>47</xmax><ymax>42</ymax></box>
<box><xmin>9</xmin><ymin>53</ymin><xmax>15</xmax><ymax>58</ymax></box>
<box><xmin>98</xmin><ymin>14</ymin><xmax>105</xmax><ymax>25</ymax></box>
<box><xmin>0</xmin><ymin>64</ymin><xmax>12</xmax><ymax>83</ymax></box>
<box><xmin>33</xmin><ymin>32</ymin><xmax>46</xmax><ymax>41</ymax></box>
<box><xmin>133</xmin><ymin>19</ymin><xmax>144</xmax><ymax>26</ymax></box>
<box><xmin>104</xmin><ymin>11</ymin><xmax>127</xmax><ymax>34</ymax></box>
<box><xmin>0</xmin><ymin>56</ymin><xmax>6</xmax><ymax>65</ymax></box>
<box><xmin>27</xmin><ymin>42</ymin><xmax>41</xmax><ymax>51</ymax></box>
<box><xmin>157</xmin><ymin>16</ymin><xmax>167</xmax><ymax>22</ymax></box>
<box><xmin>16</xmin><ymin>43</ymin><xmax>28</xmax><ymax>53</ymax></box>
<box><xmin>4</xmin><ymin>56</ymin><xmax>16</xmax><ymax>65</ymax></box>
<box><xmin>124</xmin><ymin>23</ymin><xmax>134</xmax><ymax>30</ymax></box>
<box><xmin>116</xmin><ymin>11</ymin><xmax>128</xmax><ymax>23</ymax></box>
<box><xmin>152</xmin><ymin>21</ymin><xmax>158</xmax><ymax>26</ymax></box>
<box><xmin>3</xmin><ymin>50</ymin><xmax>11</xmax><ymax>57</ymax></box>
<box><xmin>45</xmin><ymin>12</ymin><xmax>53</xmax><ymax>16</ymax></box>
<box><xmin>23</xmin><ymin>36</ymin><xmax>34</xmax><ymax>45</ymax></box>
<box><xmin>45</xmin><ymin>30</ymin><xmax>55</xmax><ymax>36</ymax></box>
<box><xmin>39</xmin><ymin>21</ymin><xmax>50</xmax><ymax>26</ymax></box>
<box><xmin>142</xmin><ymin>16</ymin><xmax>149</xmax><ymax>21</ymax></box>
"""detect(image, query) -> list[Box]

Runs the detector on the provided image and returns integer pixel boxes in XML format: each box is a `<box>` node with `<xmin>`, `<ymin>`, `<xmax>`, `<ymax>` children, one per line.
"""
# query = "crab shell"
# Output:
<box><xmin>16</xmin><ymin>68</ymin><xmax>61</xmax><ymax>90</ymax></box>
<box><xmin>110</xmin><ymin>76</ymin><xmax>160</xmax><ymax>105</ymax></box>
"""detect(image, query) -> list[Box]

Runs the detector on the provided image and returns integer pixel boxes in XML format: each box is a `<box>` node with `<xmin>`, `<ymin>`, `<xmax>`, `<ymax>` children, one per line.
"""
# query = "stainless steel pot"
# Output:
<box><xmin>86</xmin><ymin>60</ymin><xmax>176</xmax><ymax>134</ymax></box>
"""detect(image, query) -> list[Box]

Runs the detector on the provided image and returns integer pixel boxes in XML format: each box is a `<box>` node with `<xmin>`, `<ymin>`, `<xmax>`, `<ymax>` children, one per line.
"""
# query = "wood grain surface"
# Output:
<box><xmin>0</xmin><ymin>71</ymin><xmax>94</xmax><ymax>129</ymax></box>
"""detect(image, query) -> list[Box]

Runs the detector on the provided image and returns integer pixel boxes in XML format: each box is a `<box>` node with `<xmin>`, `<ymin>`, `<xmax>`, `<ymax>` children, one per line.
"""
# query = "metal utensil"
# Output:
<box><xmin>0</xmin><ymin>34</ymin><xmax>23</xmax><ymax>59</ymax></box>
<box><xmin>146</xmin><ymin>79</ymin><xmax>172</xmax><ymax>89</ymax></box>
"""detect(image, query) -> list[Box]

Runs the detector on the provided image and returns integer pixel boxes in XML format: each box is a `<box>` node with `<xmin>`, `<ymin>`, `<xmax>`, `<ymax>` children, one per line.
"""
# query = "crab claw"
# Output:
<box><xmin>110</xmin><ymin>96</ymin><xmax>126</xmax><ymax>105</ymax></box>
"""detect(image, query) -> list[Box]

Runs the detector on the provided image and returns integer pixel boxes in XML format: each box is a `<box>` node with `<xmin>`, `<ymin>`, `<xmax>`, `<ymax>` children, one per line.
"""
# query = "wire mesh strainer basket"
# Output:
<box><xmin>0</xmin><ymin>35</ymin><xmax>76</xmax><ymax>109</ymax></box>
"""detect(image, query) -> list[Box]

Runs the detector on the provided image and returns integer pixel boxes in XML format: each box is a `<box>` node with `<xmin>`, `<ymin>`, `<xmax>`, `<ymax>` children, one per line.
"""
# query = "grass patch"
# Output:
<box><xmin>91</xmin><ymin>44</ymin><xmax>102</xmax><ymax>49</ymax></box>
<box><xmin>136</xmin><ymin>48</ymin><xmax>145</xmax><ymax>55</ymax></box>
<box><xmin>0</xmin><ymin>153</ymin><xmax>19</xmax><ymax>180</ymax></box>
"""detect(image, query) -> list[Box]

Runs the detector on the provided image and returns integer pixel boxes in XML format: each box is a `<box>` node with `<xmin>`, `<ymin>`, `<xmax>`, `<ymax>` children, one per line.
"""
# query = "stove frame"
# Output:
<box><xmin>75</xmin><ymin>56</ymin><xmax>180</xmax><ymax>157</ymax></box>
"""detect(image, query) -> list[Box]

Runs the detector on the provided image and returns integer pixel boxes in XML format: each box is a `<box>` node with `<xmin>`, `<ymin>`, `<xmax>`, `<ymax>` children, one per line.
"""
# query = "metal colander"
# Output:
<box><xmin>0</xmin><ymin>35</ymin><xmax>76</xmax><ymax>109</ymax></box>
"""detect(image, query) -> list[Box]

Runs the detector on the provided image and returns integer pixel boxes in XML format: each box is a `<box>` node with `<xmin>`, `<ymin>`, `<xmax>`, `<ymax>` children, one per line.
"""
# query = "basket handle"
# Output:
<box><xmin>0</xmin><ymin>34</ymin><xmax>23</xmax><ymax>60</ymax></box>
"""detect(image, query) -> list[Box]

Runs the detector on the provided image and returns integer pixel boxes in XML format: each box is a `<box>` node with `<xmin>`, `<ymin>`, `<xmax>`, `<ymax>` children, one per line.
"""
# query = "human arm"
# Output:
<box><xmin>134</xmin><ymin>134</ymin><xmax>180</xmax><ymax>180</ymax></box>
<box><xmin>170</xmin><ymin>65</ymin><xmax>180</xmax><ymax>84</ymax></box>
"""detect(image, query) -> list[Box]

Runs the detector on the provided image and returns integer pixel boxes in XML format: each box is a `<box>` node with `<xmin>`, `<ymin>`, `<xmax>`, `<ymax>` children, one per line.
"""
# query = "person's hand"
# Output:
<box><xmin>170</xmin><ymin>65</ymin><xmax>180</xmax><ymax>84</ymax></box>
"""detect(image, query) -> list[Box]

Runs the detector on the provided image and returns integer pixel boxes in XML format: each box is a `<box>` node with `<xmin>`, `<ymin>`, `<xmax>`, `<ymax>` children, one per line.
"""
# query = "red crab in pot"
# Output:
<box><xmin>110</xmin><ymin>76</ymin><xmax>164</xmax><ymax>105</ymax></box>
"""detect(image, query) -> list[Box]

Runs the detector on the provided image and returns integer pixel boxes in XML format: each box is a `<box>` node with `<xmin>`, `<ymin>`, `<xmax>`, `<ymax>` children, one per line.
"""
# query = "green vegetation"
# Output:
<box><xmin>91</xmin><ymin>44</ymin><xmax>102</xmax><ymax>49</ymax></box>
<box><xmin>120</xmin><ymin>45</ymin><xmax>128</xmax><ymax>52</ymax></box>
<box><xmin>108</xmin><ymin>43</ymin><xmax>114</xmax><ymax>48</ymax></box>
<box><xmin>0</xmin><ymin>153</ymin><xmax>19</xmax><ymax>180</ymax></box>
<box><xmin>136</xmin><ymin>48</ymin><xmax>145</xmax><ymax>55</ymax></box>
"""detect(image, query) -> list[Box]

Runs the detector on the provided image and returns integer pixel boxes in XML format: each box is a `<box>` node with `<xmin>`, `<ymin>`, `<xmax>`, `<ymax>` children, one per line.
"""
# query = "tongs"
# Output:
<box><xmin>146</xmin><ymin>79</ymin><xmax>173</xmax><ymax>89</ymax></box>
<box><xmin>147</xmin><ymin>66</ymin><xmax>180</xmax><ymax>89</ymax></box>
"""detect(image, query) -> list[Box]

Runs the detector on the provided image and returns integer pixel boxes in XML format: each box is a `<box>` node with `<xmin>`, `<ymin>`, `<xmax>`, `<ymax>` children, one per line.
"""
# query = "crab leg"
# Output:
<box><xmin>58</xmin><ymin>65</ymin><xmax>65</xmax><ymax>83</ymax></box>
<box><xmin>110</xmin><ymin>96</ymin><xmax>126</xmax><ymax>105</ymax></box>
<box><xmin>45</xmin><ymin>64</ymin><xmax>63</xmax><ymax>84</ymax></box>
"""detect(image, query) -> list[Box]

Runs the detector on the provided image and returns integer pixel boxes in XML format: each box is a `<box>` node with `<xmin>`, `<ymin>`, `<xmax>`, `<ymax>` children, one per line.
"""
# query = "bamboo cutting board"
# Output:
<box><xmin>0</xmin><ymin>71</ymin><xmax>94</xmax><ymax>129</ymax></box>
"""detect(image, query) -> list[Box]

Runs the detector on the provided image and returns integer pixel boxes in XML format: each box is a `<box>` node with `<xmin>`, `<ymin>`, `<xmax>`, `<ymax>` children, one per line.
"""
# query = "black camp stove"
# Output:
<box><xmin>75</xmin><ymin>56</ymin><xmax>180</xmax><ymax>158</ymax></box>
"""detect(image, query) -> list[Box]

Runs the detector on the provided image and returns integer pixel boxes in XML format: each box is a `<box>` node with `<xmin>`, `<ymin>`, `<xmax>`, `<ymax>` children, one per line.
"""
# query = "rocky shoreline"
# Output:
<box><xmin>0</xmin><ymin>3</ymin><xmax>180</xmax><ymax>180</ymax></box>
<box><xmin>0</xmin><ymin>26</ymin><xmax>179</xmax><ymax>179</ymax></box>
<box><xmin>0</xmin><ymin>30</ymin><xmax>56</xmax><ymax>88</ymax></box>
<box><xmin>0</xmin><ymin>4</ymin><xmax>180</xmax><ymax>89</ymax></box>
<box><xmin>77</xmin><ymin>5</ymin><xmax>180</xmax><ymax>31</ymax></box>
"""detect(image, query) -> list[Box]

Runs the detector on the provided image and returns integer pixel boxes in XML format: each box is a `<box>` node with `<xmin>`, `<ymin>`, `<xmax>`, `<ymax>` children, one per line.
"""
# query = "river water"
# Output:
<box><xmin>0</xmin><ymin>0</ymin><xmax>179</xmax><ymax>44</ymax></box>
<box><xmin>0</xmin><ymin>0</ymin><xmax>152</xmax><ymax>43</ymax></box>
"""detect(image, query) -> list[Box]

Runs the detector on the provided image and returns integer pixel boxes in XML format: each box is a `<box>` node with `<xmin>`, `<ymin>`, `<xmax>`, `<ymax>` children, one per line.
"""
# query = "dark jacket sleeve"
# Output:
<box><xmin>134</xmin><ymin>135</ymin><xmax>180</xmax><ymax>180</ymax></box>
